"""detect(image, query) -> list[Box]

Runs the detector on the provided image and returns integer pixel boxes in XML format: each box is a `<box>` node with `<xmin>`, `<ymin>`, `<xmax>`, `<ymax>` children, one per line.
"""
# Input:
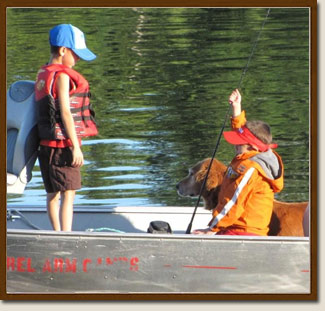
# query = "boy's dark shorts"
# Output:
<box><xmin>38</xmin><ymin>145</ymin><xmax>81</xmax><ymax>193</ymax></box>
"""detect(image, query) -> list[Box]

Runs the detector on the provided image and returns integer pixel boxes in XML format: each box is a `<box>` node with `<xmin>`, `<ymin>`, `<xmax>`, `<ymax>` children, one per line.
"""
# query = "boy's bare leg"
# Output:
<box><xmin>47</xmin><ymin>192</ymin><xmax>61</xmax><ymax>231</ymax></box>
<box><xmin>60</xmin><ymin>190</ymin><xmax>75</xmax><ymax>231</ymax></box>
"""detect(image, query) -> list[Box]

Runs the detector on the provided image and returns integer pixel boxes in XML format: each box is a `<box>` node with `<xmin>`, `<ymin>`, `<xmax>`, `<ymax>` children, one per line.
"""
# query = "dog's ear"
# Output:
<box><xmin>196</xmin><ymin>159</ymin><xmax>226</xmax><ymax>191</ymax></box>
<box><xmin>206</xmin><ymin>160</ymin><xmax>225</xmax><ymax>191</ymax></box>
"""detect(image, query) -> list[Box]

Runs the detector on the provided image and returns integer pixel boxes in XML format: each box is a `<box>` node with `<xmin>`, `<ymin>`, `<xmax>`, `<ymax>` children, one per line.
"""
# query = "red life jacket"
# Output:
<box><xmin>35</xmin><ymin>64</ymin><xmax>98</xmax><ymax>140</ymax></box>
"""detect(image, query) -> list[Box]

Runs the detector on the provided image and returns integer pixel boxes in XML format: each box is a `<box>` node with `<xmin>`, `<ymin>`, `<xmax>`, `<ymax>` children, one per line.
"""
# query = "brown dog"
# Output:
<box><xmin>176</xmin><ymin>158</ymin><xmax>309</xmax><ymax>236</ymax></box>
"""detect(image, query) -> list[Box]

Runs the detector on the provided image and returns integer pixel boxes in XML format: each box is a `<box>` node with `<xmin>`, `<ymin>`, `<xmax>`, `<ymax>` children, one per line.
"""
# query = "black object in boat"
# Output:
<box><xmin>147</xmin><ymin>221</ymin><xmax>172</xmax><ymax>234</ymax></box>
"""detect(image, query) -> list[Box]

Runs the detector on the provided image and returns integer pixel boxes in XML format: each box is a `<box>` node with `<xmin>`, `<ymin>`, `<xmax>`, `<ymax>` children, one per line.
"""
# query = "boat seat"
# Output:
<box><xmin>7</xmin><ymin>80</ymin><xmax>39</xmax><ymax>194</ymax></box>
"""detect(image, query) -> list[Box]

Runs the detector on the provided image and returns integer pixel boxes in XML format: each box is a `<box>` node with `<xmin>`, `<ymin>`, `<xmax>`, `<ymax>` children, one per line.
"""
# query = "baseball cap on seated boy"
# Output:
<box><xmin>223</xmin><ymin>122</ymin><xmax>278</xmax><ymax>152</ymax></box>
<box><xmin>49</xmin><ymin>24</ymin><xmax>96</xmax><ymax>61</ymax></box>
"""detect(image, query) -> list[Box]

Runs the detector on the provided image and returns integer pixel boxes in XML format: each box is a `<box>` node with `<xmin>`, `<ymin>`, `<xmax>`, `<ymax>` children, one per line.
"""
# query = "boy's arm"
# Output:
<box><xmin>193</xmin><ymin>169</ymin><xmax>258</xmax><ymax>235</ymax></box>
<box><xmin>228</xmin><ymin>89</ymin><xmax>241</xmax><ymax>117</ymax></box>
<box><xmin>228</xmin><ymin>89</ymin><xmax>246</xmax><ymax>129</ymax></box>
<box><xmin>209</xmin><ymin>168</ymin><xmax>257</xmax><ymax>231</ymax></box>
<box><xmin>56</xmin><ymin>73</ymin><xmax>84</xmax><ymax>168</ymax></box>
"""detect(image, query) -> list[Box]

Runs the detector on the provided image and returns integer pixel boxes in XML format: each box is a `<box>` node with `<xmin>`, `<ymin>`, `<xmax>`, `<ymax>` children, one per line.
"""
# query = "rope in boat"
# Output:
<box><xmin>8</xmin><ymin>209</ymin><xmax>42</xmax><ymax>230</ymax></box>
<box><xmin>8</xmin><ymin>209</ymin><xmax>125</xmax><ymax>233</ymax></box>
<box><xmin>186</xmin><ymin>8</ymin><xmax>271</xmax><ymax>234</ymax></box>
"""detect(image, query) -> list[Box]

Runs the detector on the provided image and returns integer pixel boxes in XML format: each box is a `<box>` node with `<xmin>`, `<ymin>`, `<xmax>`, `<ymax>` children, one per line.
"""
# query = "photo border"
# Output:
<box><xmin>0</xmin><ymin>0</ymin><xmax>317</xmax><ymax>301</ymax></box>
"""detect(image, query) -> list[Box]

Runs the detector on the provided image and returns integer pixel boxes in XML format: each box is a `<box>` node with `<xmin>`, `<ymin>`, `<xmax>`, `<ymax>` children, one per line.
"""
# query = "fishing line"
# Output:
<box><xmin>185</xmin><ymin>8</ymin><xmax>271</xmax><ymax>234</ymax></box>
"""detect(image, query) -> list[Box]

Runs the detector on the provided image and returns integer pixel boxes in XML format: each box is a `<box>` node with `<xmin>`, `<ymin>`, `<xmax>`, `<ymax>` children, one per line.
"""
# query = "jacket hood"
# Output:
<box><xmin>250</xmin><ymin>150</ymin><xmax>284</xmax><ymax>193</ymax></box>
<box><xmin>250</xmin><ymin>149</ymin><xmax>281</xmax><ymax>180</ymax></box>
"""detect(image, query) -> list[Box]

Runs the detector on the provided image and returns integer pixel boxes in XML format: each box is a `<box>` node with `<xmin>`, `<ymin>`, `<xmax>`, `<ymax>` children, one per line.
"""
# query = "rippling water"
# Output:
<box><xmin>7</xmin><ymin>8</ymin><xmax>310</xmax><ymax>207</ymax></box>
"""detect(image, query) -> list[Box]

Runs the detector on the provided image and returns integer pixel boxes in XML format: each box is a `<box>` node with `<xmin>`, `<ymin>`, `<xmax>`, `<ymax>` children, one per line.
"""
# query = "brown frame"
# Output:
<box><xmin>0</xmin><ymin>0</ymin><xmax>317</xmax><ymax>301</ymax></box>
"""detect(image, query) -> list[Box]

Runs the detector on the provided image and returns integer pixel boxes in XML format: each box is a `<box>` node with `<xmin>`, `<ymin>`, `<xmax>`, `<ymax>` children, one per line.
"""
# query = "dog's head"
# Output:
<box><xmin>176</xmin><ymin>158</ymin><xmax>226</xmax><ymax>208</ymax></box>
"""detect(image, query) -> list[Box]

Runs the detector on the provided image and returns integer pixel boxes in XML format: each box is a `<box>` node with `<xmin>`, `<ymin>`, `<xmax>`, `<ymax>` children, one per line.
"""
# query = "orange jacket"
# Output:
<box><xmin>209</xmin><ymin>111</ymin><xmax>284</xmax><ymax>236</ymax></box>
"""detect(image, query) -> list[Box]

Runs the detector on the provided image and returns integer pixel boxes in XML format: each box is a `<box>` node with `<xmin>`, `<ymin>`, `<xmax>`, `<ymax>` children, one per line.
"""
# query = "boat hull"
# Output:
<box><xmin>6</xmin><ymin>206</ymin><xmax>310</xmax><ymax>294</ymax></box>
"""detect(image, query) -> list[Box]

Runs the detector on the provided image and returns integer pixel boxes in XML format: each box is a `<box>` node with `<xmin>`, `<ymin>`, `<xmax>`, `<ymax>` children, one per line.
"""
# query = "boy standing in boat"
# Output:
<box><xmin>193</xmin><ymin>89</ymin><xmax>284</xmax><ymax>236</ymax></box>
<box><xmin>35</xmin><ymin>24</ymin><xmax>97</xmax><ymax>231</ymax></box>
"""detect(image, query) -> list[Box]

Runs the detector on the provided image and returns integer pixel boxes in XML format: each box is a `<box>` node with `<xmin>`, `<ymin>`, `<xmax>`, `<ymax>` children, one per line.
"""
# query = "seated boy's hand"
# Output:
<box><xmin>192</xmin><ymin>228</ymin><xmax>216</xmax><ymax>235</ymax></box>
<box><xmin>229</xmin><ymin>89</ymin><xmax>242</xmax><ymax>117</ymax></box>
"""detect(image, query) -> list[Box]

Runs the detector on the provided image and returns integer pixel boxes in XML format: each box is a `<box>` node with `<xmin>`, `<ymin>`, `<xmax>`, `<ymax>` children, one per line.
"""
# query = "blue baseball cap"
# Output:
<box><xmin>49</xmin><ymin>24</ymin><xmax>96</xmax><ymax>61</ymax></box>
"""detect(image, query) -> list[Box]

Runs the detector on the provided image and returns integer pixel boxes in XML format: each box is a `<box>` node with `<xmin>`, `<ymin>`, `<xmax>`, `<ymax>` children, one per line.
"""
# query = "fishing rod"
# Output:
<box><xmin>185</xmin><ymin>8</ymin><xmax>271</xmax><ymax>234</ymax></box>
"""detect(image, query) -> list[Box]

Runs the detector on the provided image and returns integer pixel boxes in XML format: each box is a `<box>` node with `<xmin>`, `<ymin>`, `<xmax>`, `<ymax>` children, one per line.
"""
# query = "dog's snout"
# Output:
<box><xmin>176</xmin><ymin>183</ymin><xmax>179</xmax><ymax>190</ymax></box>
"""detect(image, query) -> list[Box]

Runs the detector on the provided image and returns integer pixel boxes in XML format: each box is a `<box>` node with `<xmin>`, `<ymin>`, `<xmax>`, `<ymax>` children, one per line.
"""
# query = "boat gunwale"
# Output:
<box><xmin>7</xmin><ymin>205</ymin><xmax>212</xmax><ymax>214</ymax></box>
<box><xmin>6</xmin><ymin>228</ymin><xmax>310</xmax><ymax>243</ymax></box>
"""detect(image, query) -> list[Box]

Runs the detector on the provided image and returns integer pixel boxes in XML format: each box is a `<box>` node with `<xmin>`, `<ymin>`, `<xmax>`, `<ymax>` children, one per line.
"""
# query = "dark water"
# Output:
<box><xmin>7</xmin><ymin>8</ymin><xmax>310</xmax><ymax>207</ymax></box>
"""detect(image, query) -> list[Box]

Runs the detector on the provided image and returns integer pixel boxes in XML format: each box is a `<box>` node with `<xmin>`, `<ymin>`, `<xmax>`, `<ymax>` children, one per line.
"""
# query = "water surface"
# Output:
<box><xmin>7</xmin><ymin>8</ymin><xmax>310</xmax><ymax>207</ymax></box>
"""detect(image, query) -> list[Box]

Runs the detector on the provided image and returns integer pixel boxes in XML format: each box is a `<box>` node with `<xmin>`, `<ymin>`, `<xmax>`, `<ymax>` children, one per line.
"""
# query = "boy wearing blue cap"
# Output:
<box><xmin>35</xmin><ymin>24</ymin><xmax>97</xmax><ymax>231</ymax></box>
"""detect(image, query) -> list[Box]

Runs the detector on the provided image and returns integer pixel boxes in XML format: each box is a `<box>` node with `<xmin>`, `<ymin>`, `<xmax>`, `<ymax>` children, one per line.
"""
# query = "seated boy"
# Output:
<box><xmin>193</xmin><ymin>89</ymin><xmax>284</xmax><ymax>236</ymax></box>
